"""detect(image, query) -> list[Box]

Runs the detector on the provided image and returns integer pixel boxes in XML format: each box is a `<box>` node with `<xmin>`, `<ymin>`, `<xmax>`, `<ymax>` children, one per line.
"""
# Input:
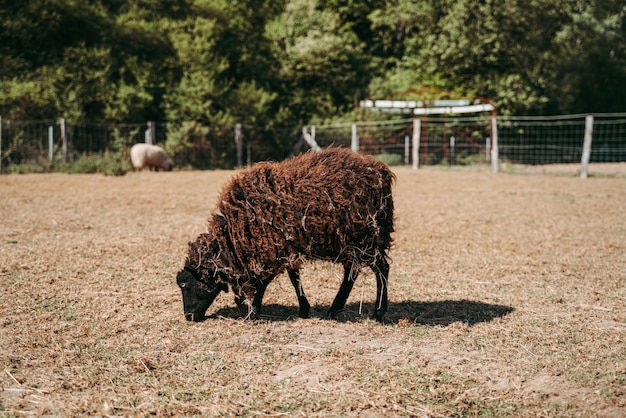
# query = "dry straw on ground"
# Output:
<box><xmin>1</xmin><ymin>164</ymin><xmax>624</xmax><ymax>417</ymax></box>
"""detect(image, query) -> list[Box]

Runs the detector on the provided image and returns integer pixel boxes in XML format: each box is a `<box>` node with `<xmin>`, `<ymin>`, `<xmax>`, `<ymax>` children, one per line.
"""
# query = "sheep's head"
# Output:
<box><xmin>176</xmin><ymin>267</ymin><xmax>228</xmax><ymax>321</ymax></box>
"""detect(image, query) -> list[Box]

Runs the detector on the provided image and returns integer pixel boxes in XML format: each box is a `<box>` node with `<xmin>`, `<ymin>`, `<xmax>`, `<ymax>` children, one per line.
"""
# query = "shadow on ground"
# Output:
<box><xmin>210</xmin><ymin>299</ymin><xmax>514</xmax><ymax>326</ymax></box>
<box><xmin>385</xmin><ymin>299</ymin><xmax>514</xmax><ymax>326</ymax></box>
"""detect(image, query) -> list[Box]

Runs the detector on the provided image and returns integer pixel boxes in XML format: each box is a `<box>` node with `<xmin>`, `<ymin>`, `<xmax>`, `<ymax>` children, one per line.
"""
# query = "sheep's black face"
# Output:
<box><xmin>176</xmin><ymin>268</ymin><xmax>226</xmax><ymax>322</ymax></box>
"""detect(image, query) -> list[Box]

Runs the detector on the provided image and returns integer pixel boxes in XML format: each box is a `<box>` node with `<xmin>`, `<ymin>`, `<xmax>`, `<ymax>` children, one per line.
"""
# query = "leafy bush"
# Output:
<box><xmin>5</xmin><ymin>160</ymin><xmax>49</xmax><ymax>174</ymax></box>
<box><xmin>456</xmin><ymin>153</ymin><xmax>488</xmax><ymax>166</ymax></box>
<box><xmin>51</xmin><ymin>152</ymin><xmax>131</xmax><ymax>176</ymax></box>
<box><xmin>376</xmin><ymin>153</ymin><xmax>404</xmax><ymax>166</ymax></box>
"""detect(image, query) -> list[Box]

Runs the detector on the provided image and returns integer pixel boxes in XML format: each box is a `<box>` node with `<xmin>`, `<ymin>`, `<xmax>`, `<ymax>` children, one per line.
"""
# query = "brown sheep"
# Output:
<box><xmin>176</xmin><ymin>147</ymin><xmax>395</xmax><ymax>322</ymax></box>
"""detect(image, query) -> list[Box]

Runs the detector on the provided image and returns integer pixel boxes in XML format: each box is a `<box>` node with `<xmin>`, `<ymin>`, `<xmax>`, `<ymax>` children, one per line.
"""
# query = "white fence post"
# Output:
<box><xmin>412</xmin><ymin>118</ymin><xmax>421</xmax><ymax>170</ymax></box>
<box><xmin>351</xmin><ymin>123</ymin><xmax>359</xmax><ymax>152</ymax></box>
<box><xmin>48</xmin><ymin>126</ymin><xmax>54</xmax><ymax>161</ymax></box>
<box><xmin>60</xmin><ymin>117</ymin><xmax>68</xmax><ymax>163</ymax></box>
<box><xmin>404</xmin><ymin>135</ymin><xmax>410</xmax><ymax>165</ymax></box>
<box><xmin>580</xmin><ymin>115</ymin><xmax>594</xmax><ymax>179</ymax></box>
<box><xmin>450</xmin><ymin>136</ymin><xmax>456</xmax><ymax>165</ymax></box>
<box><xmin>490</xmin><ymin>115</ymin><xmax>499</xmax><ymax>173</ymax></box>
<box><xmin>145</xmin><ymin>121</ymin><xmax>156</xmax><ymax>145</ymax></box>
<box><xmin>235</xmin><ymin>123</ymin><xmax>243</xmax><ymax>167</ymax></box>
<box><xmin>247</xmin><ymin>140</ymin><xmax>251</xmax><ymax>166</ymax></box>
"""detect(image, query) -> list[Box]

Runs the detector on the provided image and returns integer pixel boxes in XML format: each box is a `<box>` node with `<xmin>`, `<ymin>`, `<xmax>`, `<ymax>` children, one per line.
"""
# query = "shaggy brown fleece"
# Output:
<box><xmin>181</xmin><ymin>147</ymin><xmax>395</xmax><ymax>320</ymax></box>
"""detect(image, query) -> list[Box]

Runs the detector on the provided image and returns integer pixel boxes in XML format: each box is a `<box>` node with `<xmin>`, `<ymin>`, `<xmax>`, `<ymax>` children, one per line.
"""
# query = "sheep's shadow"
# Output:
<box><xmin>210</xmin><ymin>299</ymin><xmax>514</xmax><ymax>326</ymax></box>
<box><xmin>381</xmin><ymin>300</ymin><xmax>514</xmax><ymax>326</ymax></box>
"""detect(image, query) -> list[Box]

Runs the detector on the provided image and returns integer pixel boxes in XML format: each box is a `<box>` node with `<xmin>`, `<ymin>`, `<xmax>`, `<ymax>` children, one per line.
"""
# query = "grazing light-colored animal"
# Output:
<box><xmin>176</xmin><ymin>147</ymin><xmax>395</xmax><ymax>322</ymax></box>
<box><xmin>130</xmin><ymin>143</ymin><xmax>173</xmax><ymax>171</ymax></box>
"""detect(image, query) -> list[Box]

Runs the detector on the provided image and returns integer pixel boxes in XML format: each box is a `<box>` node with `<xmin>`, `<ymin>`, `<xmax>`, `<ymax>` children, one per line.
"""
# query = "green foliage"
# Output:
<box><xmin>368</xmin><ymin>0</ymin><xmax>435</xmax><ymax>72</ymax></box>
<box><xmin>267</xmin><ymin>0</ymin><xmax>370</xmax><ymax>121</ymax></box>
<box><xmin>4</xmin><ymin>159</ymin><xmax>49</xmax><ymax>174</ymax></box>
<box><xmin>375</xmin><ymin>152</ymin><xmax>403</xmax><ymax>166</ymax></box>
<box><xmin>2</xmin><ymin>151</ymin><xmax>131</xmax><ymax>175</ymax></box>
<box><xmin>51</xmin><ymin>152</ymin><xmax>131</xmax><ymax>175</ymax></box>
<box><xmin>361</xmin><ymin>0</ymin><xmax>626</xmax><ymax>115</ymax></box>
<box><xmin>0</xmin><ymin>79</ymin><xmax>57</xmax><ymax>120</ymax></box>
<box><xmin>546</xmin><ymin>1</ymin><xmax>626</xmax><ymax>113</ymax></box>
<box><xmin>163</xmin><ymin>11</ymin><xmax>229</xmax><ymax>124</ymax></box>
<box><xmin>43</xmin><ymin>45</ymin><xmax>114</xmax><ymax>121</ymax></box>
<box><xmin>165</xmin><ymin>121</ymin><xmax>235</xmax><ymax>169</ymax></box>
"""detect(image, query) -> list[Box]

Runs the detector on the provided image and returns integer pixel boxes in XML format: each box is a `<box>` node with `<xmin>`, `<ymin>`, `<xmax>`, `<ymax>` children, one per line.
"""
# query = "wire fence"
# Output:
<box><xmin>0</xmin><ymin>119</ymin><xmax>164</xmax><ymax>170</ymax></box>
<box><xmin>314</xmin><ymin>113</ymin><xmax>626</xmax><ymax>170</ymax></box>
<box><xmin>1</xmin><ymin>113</ymin><xmax>625</xmax><ymax>174</ymax></box>
<box><xmin>498</xmin><ymin>114</ymin><xmax>626</xmax><ymax>164</ymax></box>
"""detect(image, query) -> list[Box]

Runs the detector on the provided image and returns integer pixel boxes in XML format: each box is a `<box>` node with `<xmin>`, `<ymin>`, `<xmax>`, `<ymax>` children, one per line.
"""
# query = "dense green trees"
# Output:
<box><xmin>1</xmin><ymin>0</ymin><xmax>625</xmax><ymax>125</ymax></box>
<box><xmin>366</xmin><ymin>0</ymin><xmax>626</xmax><ymax>115</ymax></box>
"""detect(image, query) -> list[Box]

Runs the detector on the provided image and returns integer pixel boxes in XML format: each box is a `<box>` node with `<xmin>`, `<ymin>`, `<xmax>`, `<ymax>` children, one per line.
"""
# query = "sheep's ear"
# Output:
<box><xmin>219</xmin><ymin>282</ymin><xmax>229</xmax><ymax>293</ymax></box>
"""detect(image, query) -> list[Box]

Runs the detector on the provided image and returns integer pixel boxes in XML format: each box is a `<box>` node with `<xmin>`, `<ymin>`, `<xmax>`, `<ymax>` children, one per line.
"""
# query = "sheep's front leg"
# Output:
<box><xmin>288</xmin><ymin>269</ymin><xmax>310</xmax><ymax>318</ymax></box>
<box><xmin>235</xmin><ymin>294</ymin><xmax>247</xmax><ymax>314</ymax></box>
<box><xmin>245</xmin><ymin>279</ymin><xmax>271</xmax><ymax>320</ymax></box>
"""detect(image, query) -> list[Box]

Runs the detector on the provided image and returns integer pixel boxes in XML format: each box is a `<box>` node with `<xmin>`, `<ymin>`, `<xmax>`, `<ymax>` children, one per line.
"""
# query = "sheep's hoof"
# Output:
<box><xmin>235</xmin><ymin>296</ymin><xmax>249</xmax><ymax>315</ymax></box>
<box><xmin>298</xmin><ymin>298</ymin><xmax>311</xmax><ymax>318</ymax></box>
<box><xmin>326</xmin><ymin>309</ymin><xmax>341</xmax><ymax>320</ymax></box>
<box><xmin>371</xmin><ymin>311</ymin><xmax>385</xmax><ymax>323</ymax></box>
<box><xmin>244</xmin><ymin>307</ymin><xmax>260</xmax><ymax>321</ymax></box>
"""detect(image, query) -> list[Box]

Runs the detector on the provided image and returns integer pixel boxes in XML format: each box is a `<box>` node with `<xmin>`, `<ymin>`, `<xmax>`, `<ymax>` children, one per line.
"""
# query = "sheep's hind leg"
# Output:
<box><xmin>327</xmin><ymin>262</ymin><xmax>358</xmax><ymax>320</ymax></box>
<box><xmin>371</xmin><ymin>257</ymin><xmax>389</xmax><ymax>323</ymax></box>
<box><xmin>288</xmin><ymin>269</ymin><xmax>310</xmax><ymax>318</ymax></box>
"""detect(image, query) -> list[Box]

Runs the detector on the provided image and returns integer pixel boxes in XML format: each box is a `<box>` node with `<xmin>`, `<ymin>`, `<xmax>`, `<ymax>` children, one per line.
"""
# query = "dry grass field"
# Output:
<box><xmin>1</xmin><ymin>163</ymin><xmax>624</xmax><ymax>417</ymax></box>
